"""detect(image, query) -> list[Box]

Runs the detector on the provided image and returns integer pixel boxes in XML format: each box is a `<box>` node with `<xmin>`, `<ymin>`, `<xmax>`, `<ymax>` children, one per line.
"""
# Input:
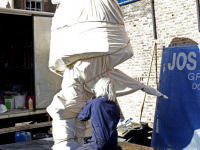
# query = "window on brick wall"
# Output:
<box><xmin>25</xmin><ymin>0</ymin><xmax>43</xmax><ymax>11</ymax></box>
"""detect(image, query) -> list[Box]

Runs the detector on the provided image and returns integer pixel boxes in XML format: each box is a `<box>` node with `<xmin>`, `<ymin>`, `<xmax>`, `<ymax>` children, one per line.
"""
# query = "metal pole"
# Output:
<box><xmin>196</xmin><ymin>0</ymin><xmax>200</xmax><ymax>32</ymax></box>
<box><xmin>150</xmin><ymin>0</ymin><xmax>157</xmax><ymax>39</ymax></box>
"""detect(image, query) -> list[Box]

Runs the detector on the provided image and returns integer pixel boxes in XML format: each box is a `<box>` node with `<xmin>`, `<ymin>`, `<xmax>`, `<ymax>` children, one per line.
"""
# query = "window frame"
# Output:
<box><xmin>25</xmin><ymin>0</ymin><xmax>44</xmax><ymax>12</ymax></box>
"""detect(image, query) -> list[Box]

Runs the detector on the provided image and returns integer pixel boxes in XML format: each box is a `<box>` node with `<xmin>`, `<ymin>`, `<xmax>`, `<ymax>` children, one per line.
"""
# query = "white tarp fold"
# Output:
<box><xmin>49</xmin><ymin>23</ymin><xmax>131</xmax><ymax>75</ymax></box>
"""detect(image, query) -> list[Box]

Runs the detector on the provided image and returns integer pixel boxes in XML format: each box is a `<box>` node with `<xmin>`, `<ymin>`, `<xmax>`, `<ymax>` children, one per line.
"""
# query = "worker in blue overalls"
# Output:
<box><xmin>76</xmin><ymin>77</ymin><xmax>121</xmax><ymax>150</ymax></box>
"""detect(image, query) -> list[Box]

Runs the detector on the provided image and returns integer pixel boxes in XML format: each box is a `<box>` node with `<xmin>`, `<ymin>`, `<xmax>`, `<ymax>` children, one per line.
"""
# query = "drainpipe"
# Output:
<box><xmin>196</xmin><ymin>0</ymin><xmax>200</xmax><ymax>32</ymax></box>
<box><xmin>150</xmin><ymin>0</ymin><xmax>157</xmax><ymax>39</ymax></box>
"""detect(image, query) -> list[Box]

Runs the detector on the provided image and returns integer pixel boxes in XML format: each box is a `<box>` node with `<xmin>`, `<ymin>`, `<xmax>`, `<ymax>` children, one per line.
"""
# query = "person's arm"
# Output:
<box><xmin>78</xmin><ymin>101</ymin><xmax>92</xmax><ymax>121</ymax></box>
<box><xmin>141</xmin><ymin>85</ymin><xmax>168</xmax><ymax>99</ymax></box>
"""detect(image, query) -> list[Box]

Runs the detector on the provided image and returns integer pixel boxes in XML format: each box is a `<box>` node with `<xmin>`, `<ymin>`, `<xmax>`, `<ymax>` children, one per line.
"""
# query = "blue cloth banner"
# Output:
<box><xmin>117</xmin><ymin>0</ymin><xmax>138</xmax><ymax>6</ymax></box>
<box><xmin>151</xmin><ymin>45</ymin><xmax>200</xmax><ymax>150</ymax></box>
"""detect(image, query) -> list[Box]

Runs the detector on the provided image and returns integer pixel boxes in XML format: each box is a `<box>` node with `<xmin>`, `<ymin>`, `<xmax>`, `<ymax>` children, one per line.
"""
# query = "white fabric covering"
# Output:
<box><xmin>49</xmin><ymin>22</ymin><xmax>131</xmax><ymax>75</ymax></box>
<box><xmin>51</xmin><ymin>0</ymin><xmax>123</xmax><ymax>30</ymax></box>
<box><xmin>51</xmin><ymin>118</ymin><xmax>85</xmax><ymax>150</ymax></box>
<box><xmin>47</xmin><ymin>0</ymin><xmax>167</xmax><ymax>149</ymax></box>
<box><xmin>142</xmin><ymin>85</ymin><xmax>166</xmax><ymax>98</ymax></box>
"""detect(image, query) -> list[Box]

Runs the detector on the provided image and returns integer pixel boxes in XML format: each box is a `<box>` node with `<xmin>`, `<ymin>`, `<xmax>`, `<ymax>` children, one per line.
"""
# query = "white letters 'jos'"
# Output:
<box><xmin>168</xmin><ymin>52</ymin><xmax>197</xmax><ymax>71</ymax></box>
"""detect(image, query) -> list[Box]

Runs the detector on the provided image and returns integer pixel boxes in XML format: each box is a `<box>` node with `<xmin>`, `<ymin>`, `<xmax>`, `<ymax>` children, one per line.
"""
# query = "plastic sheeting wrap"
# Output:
<box><xmin>47</xmin><ymin>0</ymin><xmax>167</xmax><ymax>149</ymax></box>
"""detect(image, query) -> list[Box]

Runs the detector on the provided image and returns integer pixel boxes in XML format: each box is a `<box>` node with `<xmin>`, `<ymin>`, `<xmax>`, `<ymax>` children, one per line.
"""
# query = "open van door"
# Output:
<box><xmin>34</xmin><ymin>16</ymin><xmax>62</xmax><ymax>109</ymax></box>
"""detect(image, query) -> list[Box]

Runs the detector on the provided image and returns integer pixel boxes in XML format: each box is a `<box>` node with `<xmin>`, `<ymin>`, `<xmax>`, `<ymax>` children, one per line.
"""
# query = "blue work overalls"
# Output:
<box><xmin>76</xmin><ymin>96</ymin><xmax>120</xmax><ymax>150</ymax></box>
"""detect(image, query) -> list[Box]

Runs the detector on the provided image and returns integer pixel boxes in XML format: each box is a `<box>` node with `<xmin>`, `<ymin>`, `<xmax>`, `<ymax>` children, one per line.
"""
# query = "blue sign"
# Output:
<box><xmin>152</xmin><ymin>45</ymin><xmax>200</xmax><ymax>150</ymax></box>
<box><xmin>117</xmin><ymin>0</ymin><xmax>139</xmax><ymax>6</ymax></box>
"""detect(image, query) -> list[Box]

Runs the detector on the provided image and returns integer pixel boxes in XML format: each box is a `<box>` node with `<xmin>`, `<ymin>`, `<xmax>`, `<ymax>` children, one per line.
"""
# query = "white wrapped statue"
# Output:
<box><xmin>47</xmin><ymin>0</ymin><xmax>168</xmax><ymax>149</ymax></box>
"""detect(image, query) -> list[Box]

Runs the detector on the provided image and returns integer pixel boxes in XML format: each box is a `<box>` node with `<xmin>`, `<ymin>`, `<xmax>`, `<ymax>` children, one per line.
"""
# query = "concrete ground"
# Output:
<box><xmin>0</xmin><ymin>138</ymin><xmax>153</xmax><ymax>150</ymax></box>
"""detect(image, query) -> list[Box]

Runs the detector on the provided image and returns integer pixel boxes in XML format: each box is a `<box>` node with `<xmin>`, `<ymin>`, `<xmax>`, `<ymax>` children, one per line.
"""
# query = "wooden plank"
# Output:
<box><xmin>0</xmin><ymin>121</ymin><xmax>52</xmax><ymax>134</ymax></box>
<box><xmin>118</xmin><ymin>142</ymin><xmax>154</xmax><ymax>150</ymax></box>
<box><xmin>0</xmin><ymin>109</ymin><xmax>47</xmax><ymax>119</ymax></box>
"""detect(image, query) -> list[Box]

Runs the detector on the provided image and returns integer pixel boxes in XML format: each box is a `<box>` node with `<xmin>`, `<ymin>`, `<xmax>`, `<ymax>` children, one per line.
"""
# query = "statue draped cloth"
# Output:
<box><xmin>47</xmin><ymin>0</ymin><xmax>164</xmax><ymax>149</ymax></box>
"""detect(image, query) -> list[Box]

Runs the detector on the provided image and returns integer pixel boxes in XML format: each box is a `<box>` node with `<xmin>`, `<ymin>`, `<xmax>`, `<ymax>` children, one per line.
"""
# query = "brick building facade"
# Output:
<box><xmin>116</xmin><ymin>0</ymin><xmax>200</xmax><ymax>127</ymax></box>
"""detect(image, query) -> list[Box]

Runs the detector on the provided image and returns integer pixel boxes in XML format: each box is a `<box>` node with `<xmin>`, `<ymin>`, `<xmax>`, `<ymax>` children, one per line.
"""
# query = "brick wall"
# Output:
<box><xmin>117</xmin><ymin>0</ymin><xmax>200</xmax><ymax>127</ymax></box>
<box><xmin>14</xmin><ymin>0</ymin><xmax>24</xmax><ymax>9</ymax></box>
<box><xmin>44</xmin><ymin>0</ymin><xmax>56</xmax><ymax>13</ymax></box>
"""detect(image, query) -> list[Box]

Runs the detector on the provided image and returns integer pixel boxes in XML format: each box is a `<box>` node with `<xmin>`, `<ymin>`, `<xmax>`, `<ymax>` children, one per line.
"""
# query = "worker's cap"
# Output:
<box><xmin>0</xmin><ymin>104</ymin><xmax>7</xmax><ymax>113</ymax></box>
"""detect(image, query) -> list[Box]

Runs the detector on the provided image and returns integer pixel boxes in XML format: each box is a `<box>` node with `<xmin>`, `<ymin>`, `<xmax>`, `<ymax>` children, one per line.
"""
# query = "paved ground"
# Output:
<box><xmin>0</xmin><ymin>138</ymin><xmax>153</xmax><ymax>150</ymax></box>
<box><xmin>0</xmin><ymin>138</ymin><xmax>53</xmax><ymax>150</ymax></box>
